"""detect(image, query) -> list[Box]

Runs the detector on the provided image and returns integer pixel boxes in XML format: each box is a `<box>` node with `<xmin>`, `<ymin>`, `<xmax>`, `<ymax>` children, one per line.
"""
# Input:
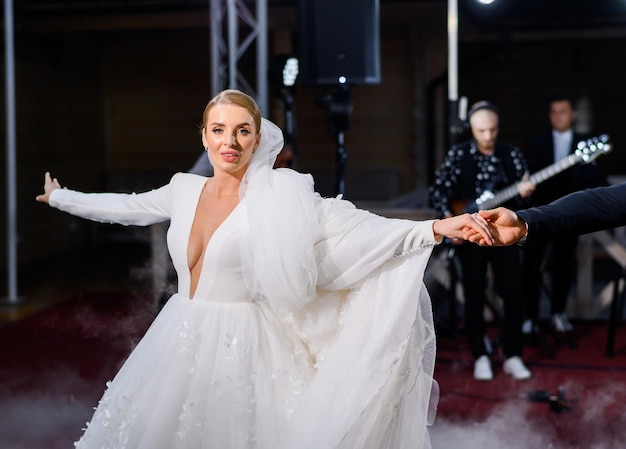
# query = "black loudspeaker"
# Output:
<box><xmin>299</xmin><ymin>0</ymin><xmax>381</xmax><ymax>86</ymax></box>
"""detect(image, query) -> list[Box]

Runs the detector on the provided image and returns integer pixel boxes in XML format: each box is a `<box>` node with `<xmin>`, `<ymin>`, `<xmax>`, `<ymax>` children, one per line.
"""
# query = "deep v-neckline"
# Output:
<box><xmin>187</xmin><ymin>185</ymin><xmax>242</xmax><ymax>299</ymax></box>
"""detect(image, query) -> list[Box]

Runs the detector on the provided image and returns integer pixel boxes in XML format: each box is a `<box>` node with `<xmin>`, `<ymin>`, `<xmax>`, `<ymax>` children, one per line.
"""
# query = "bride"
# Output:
<box><xmin>36</xmin><ymin>89</ymin><xmax>493</xmax><ymax>449</ymax></box>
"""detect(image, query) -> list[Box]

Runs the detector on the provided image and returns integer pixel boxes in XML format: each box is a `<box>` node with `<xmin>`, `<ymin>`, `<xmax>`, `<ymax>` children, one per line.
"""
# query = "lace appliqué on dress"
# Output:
<box><xmin>74</xmin><ymin>379</ymin><xmax>141</xmax><ymax>449</ymax></box>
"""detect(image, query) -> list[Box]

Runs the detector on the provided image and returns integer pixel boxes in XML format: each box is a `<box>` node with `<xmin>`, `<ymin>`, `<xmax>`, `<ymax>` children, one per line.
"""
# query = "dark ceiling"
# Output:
<box><xmin>12</xmin><ymin>0</ymin><xmax>626</xmax><ymax>34</ymax></box>
<box><xmin>457</xmin><ymin>0</ymin><xmax>626</xmax><ymax>32</ymax></box>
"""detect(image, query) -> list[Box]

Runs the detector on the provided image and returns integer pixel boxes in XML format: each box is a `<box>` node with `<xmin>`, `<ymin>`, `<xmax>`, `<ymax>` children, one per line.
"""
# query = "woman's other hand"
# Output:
<box><xmin>35</xmin><ymin>172</ymin><xmax>62</xmax><ymax>204</ymax></box>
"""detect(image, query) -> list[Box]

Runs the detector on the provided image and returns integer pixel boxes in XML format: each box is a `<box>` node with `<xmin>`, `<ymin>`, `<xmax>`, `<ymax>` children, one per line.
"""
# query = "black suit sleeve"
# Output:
<box><xmin>517</xmin><ymin>182</ymin><xmax>626</xmax><ymax>243</ymax></box>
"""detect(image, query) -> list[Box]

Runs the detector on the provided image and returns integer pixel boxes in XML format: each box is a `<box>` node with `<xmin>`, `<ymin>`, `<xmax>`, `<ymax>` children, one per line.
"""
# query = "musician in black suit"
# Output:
<box><xmin>522</xmin><ymin>94</ymin><xmax>606</xmax><ymax>334</ymax></box>
<box><xmin>467</xmin><ymin>182</ymin><xmax>626</xmax><ymax>245</ymax></box>
<box><xmin>430</xmin><ymin>101</ymin><xmax>534</xmax><ymax>381</ymax></box>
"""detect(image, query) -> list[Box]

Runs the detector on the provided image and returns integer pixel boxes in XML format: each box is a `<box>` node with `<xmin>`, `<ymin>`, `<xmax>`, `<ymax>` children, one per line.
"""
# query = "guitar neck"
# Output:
<box><xmin>476</xmin><ymin>153</ymin><xmax>580</xmax><ymax>210</ymax></box>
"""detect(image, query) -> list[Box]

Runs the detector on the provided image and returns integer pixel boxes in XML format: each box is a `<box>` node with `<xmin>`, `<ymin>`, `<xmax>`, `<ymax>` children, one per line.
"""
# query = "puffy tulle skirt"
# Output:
<box><xmin>74</xmin><ymin>294</ymin><xmax>315</xmax><ymax>449</ymax></box>
<box><xmin>75</xmin><ymin>261</ymin><xmax>436</xmax><ymax>449</ymax></box>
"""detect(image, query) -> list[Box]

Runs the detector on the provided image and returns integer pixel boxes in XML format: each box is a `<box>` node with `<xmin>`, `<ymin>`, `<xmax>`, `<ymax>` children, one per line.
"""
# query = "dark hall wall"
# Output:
<box><xmin>1</xmin><ymin>3</ymin><xmax>625</xmax><ymax>276</ymax></box>
<box><xmin>453</xmin><ymin>38</ymin><xmax>625</xmax><ymax>184</ymax></box>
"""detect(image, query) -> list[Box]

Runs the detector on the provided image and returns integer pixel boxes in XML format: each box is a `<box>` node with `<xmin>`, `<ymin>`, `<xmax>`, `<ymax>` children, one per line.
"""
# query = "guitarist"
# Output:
<box><xmin>522</xmin><ymin>94</ymin><xmax>607</xmax><ymax>336</ymax></box>
<box><xmin>429</xmin><ymin>101</ymin><xmax>535</xmax><ymax>382</ymax></box>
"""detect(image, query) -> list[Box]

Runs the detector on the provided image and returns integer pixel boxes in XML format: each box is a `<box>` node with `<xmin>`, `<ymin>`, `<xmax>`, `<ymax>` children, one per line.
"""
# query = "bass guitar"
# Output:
<box><xmin>457</xmin><ymin>134</ymin><xmax>612</xmax><ymax>213</ymax></box>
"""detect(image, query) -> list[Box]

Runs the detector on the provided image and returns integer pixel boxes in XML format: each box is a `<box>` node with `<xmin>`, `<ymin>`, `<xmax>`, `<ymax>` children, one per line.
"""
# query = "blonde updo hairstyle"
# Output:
<box><xmin>201</xmin><ymin>89</ymin><xmax>262</xmax><ymax>134</ymax></box>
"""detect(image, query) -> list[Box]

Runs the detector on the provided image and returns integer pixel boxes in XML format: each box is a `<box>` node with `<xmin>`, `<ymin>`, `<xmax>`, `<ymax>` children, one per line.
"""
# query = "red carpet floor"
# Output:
<box><xmin>2</xmin><ymin>289</ymin><xmax>626</xmax><ymax>448</ymax></box>
<box><xmin>0</xmin><ymin>291</ymin><xmax>157</xmax><ymax>449</ymax></box>
<box><xmin>431</xmin><ymin>322</ymin><xmax>626</xmax><ymax>448</ymax></box>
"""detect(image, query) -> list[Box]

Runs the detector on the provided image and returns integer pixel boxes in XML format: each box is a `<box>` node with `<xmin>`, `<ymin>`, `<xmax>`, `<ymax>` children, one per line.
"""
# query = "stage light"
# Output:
<box><xmin>269</xmin><ymin>54</ymin><xmax>299</xmax><ymax>95</ymax></box>
<box><xmin>476</xmin><ymin>0</ymin><xmax>496</xmax><ymax>4</ymax></box>
<box><xmin>268</xmin><ymin>54</ymin><xmax>300</xmax><ymax>164</ymax></box>
<box><xmin>282</xmin><ymin>57</ymin><xmax>299</xmax><ymax>87</ymax></box>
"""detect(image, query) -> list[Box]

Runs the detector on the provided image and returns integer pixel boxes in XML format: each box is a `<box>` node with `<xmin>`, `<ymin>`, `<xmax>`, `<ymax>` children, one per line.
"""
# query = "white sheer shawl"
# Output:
<box><xmin>240</xmin><ymin>118</ymin><xmax>439</xmax><ymax>449</ymax></box>
<box><xmin>239</xmin><ymin>118</ymin><xmax>320</xmax><ymax>308</ymax></box>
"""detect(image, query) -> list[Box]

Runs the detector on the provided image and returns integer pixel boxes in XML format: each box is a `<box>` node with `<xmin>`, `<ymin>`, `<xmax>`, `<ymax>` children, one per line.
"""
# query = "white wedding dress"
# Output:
<box><xmin>50</xmin><ymin>170</ymin><xmax>439</xmax><ymax>449</ymax></box>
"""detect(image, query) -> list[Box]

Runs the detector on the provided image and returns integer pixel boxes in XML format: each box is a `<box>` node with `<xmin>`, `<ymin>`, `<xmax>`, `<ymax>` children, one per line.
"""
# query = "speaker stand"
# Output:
<box><xmin>333</xmin><ymin>130</ymin><xmax>348</xmax><ymax>196</ymax></box>
<box><xmin>316</xmin><ymin>83</ymin><xmax>353</xmax><ymax>197</ymax></box>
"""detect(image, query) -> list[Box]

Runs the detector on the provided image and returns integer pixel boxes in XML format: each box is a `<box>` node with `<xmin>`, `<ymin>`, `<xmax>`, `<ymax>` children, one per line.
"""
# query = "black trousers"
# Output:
<box><xmin>522</xmin><ymin>237</ymin><xmax>578</xmax><ymax>320</ymax></box>
<box><xmin>456</xmin><ymin>243</ymin><xmax>525</xmax><ymax>360</ymax></box>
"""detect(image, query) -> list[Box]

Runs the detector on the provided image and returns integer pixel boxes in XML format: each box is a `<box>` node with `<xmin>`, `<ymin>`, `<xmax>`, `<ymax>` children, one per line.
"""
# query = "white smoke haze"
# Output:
<box><xmin>2</xmin><ymin>367</ymin><xmax>625</xmax><ymax>448</ymax></box>
<box><xmin>0</xmin><ymin>264</ymin><xmax>159</xmax><ymax>449</ymax></box>
<box><xmin>0</xmin><ymin>393</ymin><xmax>93</xmax><ymax>449</ymax></box>
<box><xmin>574</xmin><ymin>379</ymin><xmax>626</xmax><ymax>448</ymax></box>
<box><xmin>429</xmin><ymin>401</ymin><xmax>558</xmax><ymax>449</ymax></box>
<box><xmin>429</xmin><ymin>379</ymin><xmax>626</xmax><ymax>449</ymax></box>
<box><xmin>0</xmin><ymin>367</ymin><xmax>98</xmax><ymax>449</ymax></box>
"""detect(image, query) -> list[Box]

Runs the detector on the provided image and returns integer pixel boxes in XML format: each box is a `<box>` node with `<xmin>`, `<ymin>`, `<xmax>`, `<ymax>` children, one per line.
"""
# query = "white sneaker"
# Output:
<box><xmin>522</xmin><ymin>319</ymin><xmax>534</xmax><ymax>334</ymax></box>
<box><xmin>552</xmin><ymin>313</ymin><xmax>573</xmax><ymax>332</ymax></box>
<box><xmin>474</xmin><ymin>355</ymin><xmax>493</xmax><ymax>381</ymax></box>
<box><xmin>503</xmin><ymin>356</ymin><xmax>532</xmax><ymax>380</ymax></box>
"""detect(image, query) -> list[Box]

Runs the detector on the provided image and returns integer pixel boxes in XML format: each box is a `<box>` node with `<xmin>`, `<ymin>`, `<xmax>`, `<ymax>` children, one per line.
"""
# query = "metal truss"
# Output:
<box><xmin>209</xmin><ymin>0</ymin><xmax>268</xmax><ymax>115</ymax></box>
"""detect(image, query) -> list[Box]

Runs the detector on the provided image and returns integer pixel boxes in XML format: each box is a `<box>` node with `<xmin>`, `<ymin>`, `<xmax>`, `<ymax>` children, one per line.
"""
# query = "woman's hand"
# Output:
<box><xmin>463</xmin><ymin>207</ymin><xmax>528</xmax><ymax>246</ymax></box>
<box><xmin>432</xmin><ymin>212</ymin><xmax>494</xmax><ymax>246</ymax></box>
<box><xmin>35</xmin><ymin>172</ymin><xmax>62</xmax><ymax>204</ymax></box>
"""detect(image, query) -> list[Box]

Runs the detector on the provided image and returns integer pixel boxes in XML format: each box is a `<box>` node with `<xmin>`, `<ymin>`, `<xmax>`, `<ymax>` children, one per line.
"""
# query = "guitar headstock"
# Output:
<box><xmin>575</xmin><ymin>134</ymin><xmax>612</xmax><ymax>163</ymax></box>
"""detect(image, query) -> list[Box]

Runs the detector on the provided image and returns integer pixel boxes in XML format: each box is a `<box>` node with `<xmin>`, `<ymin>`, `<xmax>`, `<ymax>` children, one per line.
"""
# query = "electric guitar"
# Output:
<box><xmin>456</xmin><ymin>134</ymin><xmax>612</xmax><ymax>214</ymax></box>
